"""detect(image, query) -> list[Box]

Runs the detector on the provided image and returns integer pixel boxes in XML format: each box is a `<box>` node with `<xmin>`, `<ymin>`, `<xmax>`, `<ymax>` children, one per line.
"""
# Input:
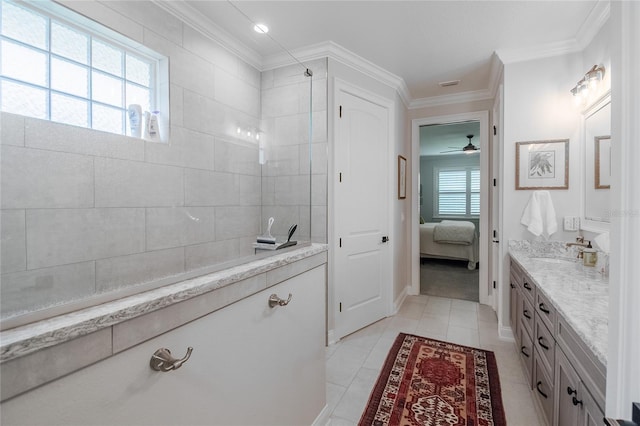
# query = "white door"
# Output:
<box><xmin>334</xmin><ymin>83</ymin><xmax>391</xmax><ymax>340</ymax></box>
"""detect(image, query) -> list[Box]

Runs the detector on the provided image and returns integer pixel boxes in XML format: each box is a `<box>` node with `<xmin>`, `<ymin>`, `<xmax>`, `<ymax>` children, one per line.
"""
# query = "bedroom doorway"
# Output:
<box><xmin>410</xmin><ymin>111</ymin><xmax>490</xmax><ymax>305</ymax></box>
<box><xmin>419</xmin><ymin>122</ymin><xmax>480</xmax><ymax>302</ymax></box>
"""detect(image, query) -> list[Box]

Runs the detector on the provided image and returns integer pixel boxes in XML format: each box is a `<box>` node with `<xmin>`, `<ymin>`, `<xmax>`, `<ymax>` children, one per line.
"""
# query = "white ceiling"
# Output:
<box><xmin>179</xmin><ymin>0</ymin><xmax>604</xmax><ymax>103</ymax></box>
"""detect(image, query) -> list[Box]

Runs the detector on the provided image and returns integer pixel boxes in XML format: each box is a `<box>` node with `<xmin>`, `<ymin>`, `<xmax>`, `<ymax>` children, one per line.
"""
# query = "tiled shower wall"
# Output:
<box><xmin>261</xmin><ymin>59</ymin><xmax>328</xmax><ymax>243</ymax></box>
<box><xmin>0</xmin><ymin>1</ymin><xmax>325</xmax><ymax>321</ymax></box>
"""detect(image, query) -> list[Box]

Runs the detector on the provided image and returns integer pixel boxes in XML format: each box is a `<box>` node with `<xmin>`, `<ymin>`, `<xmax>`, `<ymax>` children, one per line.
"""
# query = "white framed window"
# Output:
<box><xmin>434</xmin><ymin>166</ymin><xmax>480</xmax><ymax>218</ymax></box>
<box><xmin>0</xmin><ymin>0</ymin><xmax>165</xmax><ymax>138</ymax></box>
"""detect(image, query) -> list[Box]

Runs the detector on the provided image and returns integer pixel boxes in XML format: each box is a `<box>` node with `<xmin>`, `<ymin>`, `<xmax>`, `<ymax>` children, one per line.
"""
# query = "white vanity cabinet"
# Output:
<box><xmin>1</xmin><ymin>265</ymin><xmax>327</xmax><ymax>426</ymax></box>
<box><xmin>509</xmin><ymin>258</ymin><xmax>605</xmax><ymax>426</ymax></box>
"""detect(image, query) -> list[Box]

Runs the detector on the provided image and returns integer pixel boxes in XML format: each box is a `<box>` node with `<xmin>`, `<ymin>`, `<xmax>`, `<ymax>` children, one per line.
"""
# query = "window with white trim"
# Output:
<box><xmin>434</xmin><ymin>166</ymin><xmax>480</xmax><ymax>217</ymax></box>
<box><xmin>0</xmin><ymin>0</ymin><xmax>165</xmax><ymax>138</ymax></box>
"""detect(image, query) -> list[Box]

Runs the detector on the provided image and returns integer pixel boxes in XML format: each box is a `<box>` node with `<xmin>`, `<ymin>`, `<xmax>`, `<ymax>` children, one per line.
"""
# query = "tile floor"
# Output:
<box><xmin>325</xmin><ymin>295</ymin><xmax>544</xmax><ymax>426</ymax></box>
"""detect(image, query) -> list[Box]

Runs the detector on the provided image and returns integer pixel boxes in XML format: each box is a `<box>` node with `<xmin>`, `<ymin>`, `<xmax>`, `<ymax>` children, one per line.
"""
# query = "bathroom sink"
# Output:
<box><xmin>530</xmin><ymin>257</ymin><xmax>578</xmax><ymax>264</ymax></box>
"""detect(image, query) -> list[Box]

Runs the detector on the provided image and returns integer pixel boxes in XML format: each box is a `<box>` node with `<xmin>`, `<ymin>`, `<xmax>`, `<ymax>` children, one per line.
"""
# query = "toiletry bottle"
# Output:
<box><xmin>143</xmin><ymin>111</ymin><xmax>160</xmax><ymax>141</ymax></box>
<box><xmin>128</xmin><ymin>104</ymin><xmax>142</xmax><ymax>138</ymax></box>
<box><xmin>583</xmin><ymin>242</ymin><xmax>597</xmax><ymax>267</ymax></box>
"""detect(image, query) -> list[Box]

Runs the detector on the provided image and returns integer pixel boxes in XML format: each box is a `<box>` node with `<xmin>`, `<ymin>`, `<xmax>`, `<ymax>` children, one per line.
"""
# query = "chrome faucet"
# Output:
<box><xmin>565</xmin><ymin>236</ymin><xmax>591</xmax><ymax>258</ymax></box>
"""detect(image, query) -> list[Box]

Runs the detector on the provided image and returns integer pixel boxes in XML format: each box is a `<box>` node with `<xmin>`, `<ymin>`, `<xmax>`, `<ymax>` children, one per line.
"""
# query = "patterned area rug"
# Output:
<box><xmin>359</xmin><ymin>333</ymin><xmax>506</xmax><ymax>426</ymax></box>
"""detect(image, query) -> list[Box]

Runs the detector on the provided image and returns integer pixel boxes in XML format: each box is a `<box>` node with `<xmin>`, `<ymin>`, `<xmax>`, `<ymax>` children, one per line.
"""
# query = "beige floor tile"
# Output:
<box><xmin>451</xmin><ymin>298</ymin><xmax>478</xmax><ymax>312</ymax></box>
<box><xmin>326</xmin><ymin>382</ymin><xmax>347</xmax><ymax>417</ymax></box>
<box><xmin>449</xmin><ymin>307</ymin><xmax>479</xmax><ymax>330</ymax></box>
<box><xmin>415</xmin><ymin>313</ymin><xmax>449</xmax><ymax>336</ymax></box>
<box><xmin>446</xmin><ymin>324</ymin><xmax>480</xmax><ymax>347</ymax></box>
<box><xmin>329</xmin><ymin>416</ymin><xmax>357</xmax><ymax>426</ymax></box>
<box><xmin>397</xmin><ymin>300</ymin><xmax>426</xmax><ymax>320</ymax></box>
<box><xmin>362</xmin><ymin>336</ymin><xmax>396</xmax><ymax>371</ymax></box>
<box><xmin>501</xmin><ymin>380</ymin><xmax>544</xmax><ymax>426</ymax></box>
<box><xmin>332</xmin><ymin>367</ymin><xmax>380</xmax><ymax>423</ymax></box>
<box><xmin>326</xmin><ymin>344</ymin><xmax>372</xmax><ymax>387</ymax></box>
<box><xmin>478</xmin><ymin>303</ymin><xmax>498</xmax><ymax>323</ymax></box>
<box><xmin>405</xmin><ymin>294</ymin><xmax>429</xmax><ymax>305</ymax></box>
<box><xmin>424</xmin><ymin>296</ymin><xmax>452</xmax><ymax>315</ymax></box>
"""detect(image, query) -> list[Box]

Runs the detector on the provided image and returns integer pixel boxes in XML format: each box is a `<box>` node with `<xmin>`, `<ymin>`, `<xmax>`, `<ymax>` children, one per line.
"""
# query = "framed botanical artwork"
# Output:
<box><xmin>515</xmin><ymin>139</ymin><xmax>569</xmax><ymax>190</ymax></box>
<box><xmin>594</xmin><ymin>135</ymin><xmax>611</xmax><ymax>189</ymax></box>
<box><xmin>398</xmin><ymin>155</ymin><xmax>407</xmax><ymax>199</ymax></box>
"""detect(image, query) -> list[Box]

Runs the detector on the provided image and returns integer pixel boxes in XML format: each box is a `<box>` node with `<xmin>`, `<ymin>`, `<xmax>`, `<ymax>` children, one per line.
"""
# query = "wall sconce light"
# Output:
<box><xmin>571</xmin><ymin>64</ymin><xmax>605</xmax><ymax>105</ymax></box>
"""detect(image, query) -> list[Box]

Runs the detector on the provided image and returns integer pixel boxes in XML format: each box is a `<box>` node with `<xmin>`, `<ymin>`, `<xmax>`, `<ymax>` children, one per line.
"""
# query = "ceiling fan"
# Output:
<box><xmin>441</xmin><ymin>134</ymin><xmax>480</xmax><ymax>154</ymax></box>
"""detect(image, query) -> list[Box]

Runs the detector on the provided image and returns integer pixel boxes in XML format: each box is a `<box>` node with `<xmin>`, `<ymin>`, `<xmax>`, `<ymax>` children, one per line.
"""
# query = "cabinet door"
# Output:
<box><xmin>555</xmin><ymin>349</ymin><xmax>580</xmax><ymax>426</ymax></box>
<box><xmin>518</xmin><ymin>325</ymin><xmax>534</xmax><ymax>387</ymax></box>
<box><xmin>533</xmin><ymin>348</ymin><xmax>555</xmax><ymax>426</ymax></box>
<box><xmin>510</xmin><ymin>273</ymin><xmax>520</xmax><ymax>340</ymax></box>
<box><xmin>579</xmin><ymin>385</ymin><xmax>605</xmax><ymax>426</ymax></box>
<box><xmin>0</xmin><ymin>266</ymin><xmax>327</xmax><ymax>426</ymax></box>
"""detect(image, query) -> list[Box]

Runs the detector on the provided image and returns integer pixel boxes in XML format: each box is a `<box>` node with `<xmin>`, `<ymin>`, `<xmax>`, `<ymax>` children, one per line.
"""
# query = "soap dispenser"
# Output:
<box><xmin>583</xmin><ymin>241</ymin><xmax>597</xmax><ymax>267</ymax></box>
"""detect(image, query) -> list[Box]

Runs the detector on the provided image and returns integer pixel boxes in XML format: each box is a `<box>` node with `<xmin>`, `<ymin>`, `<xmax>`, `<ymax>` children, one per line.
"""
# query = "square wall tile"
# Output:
<box><xmin>1</xmin><ymin>210</ymin><xmax>26</xmax><ymax>274</ymax></box>
<box><xmin>95</xmin><ymin>158</ymin><xmax>183</xmax><ymax>207</ymax></box>
<box><xmin>181</xmin><ymin>91</ymin><xmax>227</xmax><ymax>137</ymax></box>
<box><xmin>1</xmin><ymin>146</ymin><xmax>94</xmax><ymax>209</ymax></box>
<box><xmin>0</xmin><ymin>261</ymin><xmax>95</xmax><ymax>318</ymax></box>
<box><xmin>146</xmin><ymin>207</ymin><xmax>215</xmax><ymax>251</ymax></box>
<box><xmin>26</xmin><ymin>208</ymin><xmax>145</xmax><ymax>269</ymax></box>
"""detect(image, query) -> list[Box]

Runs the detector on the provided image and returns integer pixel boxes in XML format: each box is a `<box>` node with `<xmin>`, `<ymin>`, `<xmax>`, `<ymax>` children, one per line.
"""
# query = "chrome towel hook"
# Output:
<box><xmin>268</xmin><ymin>293</ymin><xmax>292</xmax><ymax>308</ymax></box>
<box><xmin>150</xmin><ymin>347</ymin><xmax>193</xmax><ymax>372</ymax></box>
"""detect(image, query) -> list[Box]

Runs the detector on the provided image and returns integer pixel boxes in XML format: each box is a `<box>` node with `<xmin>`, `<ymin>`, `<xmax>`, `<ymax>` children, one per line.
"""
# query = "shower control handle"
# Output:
<box><xmin>269</xmin><ymin>293</ymin><xmax>292</xmax><ymax>308</ymax></box>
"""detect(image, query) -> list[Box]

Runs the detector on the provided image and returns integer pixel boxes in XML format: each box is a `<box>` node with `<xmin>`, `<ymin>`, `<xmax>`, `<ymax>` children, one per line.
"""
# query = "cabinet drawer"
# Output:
<box><xmin>534</xmin><ymin>349</ymin><xmax>555</xmax><ymax>426</ymax></box>
<box><xmin>535</xmin><ymin>314</ymin><xmax>555</xmax><ymax>375</ymax></box>
<box><xmin>520</xmin><ymin>294</ymin><xmax>535</xmax><ymax>339</ymax></box>
<box><xmin>518</xmin><ymin>326</ymin><xmax>534</xmax><ymax>387</ymax></box>
<box><xmin>536</xmin><ymin>289</ymin><xmax>556</xmax><ymax>332</ymax></box>
<box><xmin>556</xmin><ymin>317</ymin><xmax>606</xmax><ymax>411</ymax></box>
<box><xmin>520</xmin><ymin>273</ymin><xmax>535</xmax><ymax>304</ymax></box>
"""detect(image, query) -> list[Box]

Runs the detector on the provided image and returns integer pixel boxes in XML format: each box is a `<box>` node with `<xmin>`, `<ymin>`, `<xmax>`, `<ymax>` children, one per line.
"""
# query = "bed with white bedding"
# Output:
<box><xmin>419</xmin><ymin>220</ymin><xmax>478</xmax><ymax>270</ymax></box>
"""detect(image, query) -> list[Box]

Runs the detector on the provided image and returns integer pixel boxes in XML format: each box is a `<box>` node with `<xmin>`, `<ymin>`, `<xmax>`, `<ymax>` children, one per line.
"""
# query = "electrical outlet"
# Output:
<box><xmin>564</xmin><ymin>216</ymin><xmax>578</xmax><ymax>231</ymax></box>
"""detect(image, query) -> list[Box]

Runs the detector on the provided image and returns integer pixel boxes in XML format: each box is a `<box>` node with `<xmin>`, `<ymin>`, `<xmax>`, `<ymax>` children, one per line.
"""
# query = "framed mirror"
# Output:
<box><xmin>582</xmin><ymin>92</ymin><xmax>611</xmax><ymax>231</ymax></box>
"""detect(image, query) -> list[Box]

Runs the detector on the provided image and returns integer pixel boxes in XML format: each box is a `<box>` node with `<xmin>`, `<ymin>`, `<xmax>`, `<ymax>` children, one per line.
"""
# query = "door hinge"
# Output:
<box><xmin>493</xmin><ymin>125</ymin><xmax>497</xmax><ymax>135</ymax></box>
<box><xmin>493</xmin><ymin>178</ymin><xmax>497</xmax><ymax>187</ymax></box>
<box><xmin>339</xmin><ymin>302</ymin><xmax>342</xmax><ymax>313</ymax></box>
<box><xmin>339</xmin><ymin>105</ymin><xmax>342</xmax><ymax>118</ymax></box>
<box><xmin>493</xmin><ymin>281</ymin><xmax>497</xmax><ymax>289</ymax></box>
<box><xmin>493</xmin><ymin>230</ymin><xmax>497</xmax><ymax>238</ymax></box>
<box><xmin>339</xmin><ymin>172</ymin><xmax>342</xmax><ymax>182</ymax></box>
<box><xmin>339</xmin><ymin>237</ymin><xmax>342</xmax><ymax>248</ymax></box>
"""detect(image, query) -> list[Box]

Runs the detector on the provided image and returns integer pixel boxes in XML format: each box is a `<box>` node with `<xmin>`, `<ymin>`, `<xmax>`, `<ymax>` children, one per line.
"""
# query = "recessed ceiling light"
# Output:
<box><xmin>254</xmin><ymin>23</ymin><xmax>269</xmax><ymax>34</ymax></box>
<box><xmin>439</xmin><ymin>80</ymin><xmax>461</xmax><ymax>87</ymax></box>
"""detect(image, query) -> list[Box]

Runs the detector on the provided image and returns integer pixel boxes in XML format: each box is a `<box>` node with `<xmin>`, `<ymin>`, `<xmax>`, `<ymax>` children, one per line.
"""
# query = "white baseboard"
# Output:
<box><xmin>498</xmin><ymin>325</ymin><xmax>516</xmax><ymax>342</ymax></box>
<box><xmin>312</xmin><ymin>404</ymin><xmax>331</xmax><ymax>426</ymax></box>
<box><xmin>327</xmin><ymin>329</ymin><xmax>337</xmax><ymax>346</ymax></box>
<box><xmin>392</xmin><ymin>283</ymin><xmax>410</xmax><ymax>315</ymax></box>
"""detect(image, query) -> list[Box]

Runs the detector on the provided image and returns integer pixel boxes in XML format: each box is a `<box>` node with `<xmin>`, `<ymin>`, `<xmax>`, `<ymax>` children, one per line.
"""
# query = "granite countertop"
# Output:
<box><xmin>0</xmin><ymin>243</ymin><xmax>328</xmax><ymax>363</ymax></box>
<box><xmin>509</xmin><ymin>240</ymin><xmax>608</xmax><ymax>366</ymax></box>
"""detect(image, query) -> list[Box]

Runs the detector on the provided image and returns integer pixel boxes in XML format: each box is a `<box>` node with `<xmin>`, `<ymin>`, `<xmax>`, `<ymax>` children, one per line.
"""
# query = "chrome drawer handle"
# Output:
<box><xmin>268</xmin><ymin>293</ymin><xmax>292</xmax><ymax>308</ymax></box>
<box><xmin>524</xmin><ymin>282</ymin><xmax>532</xmax><ymax>291</ymax></box>
<box><xmin>150</xmin><ymin>347</ymin><xmax>193</xmax><ymax>372</ymax></box>
<box><xmin>520</xmin><ymin>346</ymin><xmax>530</xmax><ymax>358</ymax></box>
<box><xmin>523</xmin><ymin>309</ymin><xmax>532</xmax><ymax>320</ymax></box>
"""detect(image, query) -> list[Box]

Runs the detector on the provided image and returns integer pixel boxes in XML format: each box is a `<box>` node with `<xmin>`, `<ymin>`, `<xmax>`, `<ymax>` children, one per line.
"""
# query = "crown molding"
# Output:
<box><xmin>496</xmin><ymin>0</ymin><xmax>609</xmax><ymax>64</ymax></box>
<box><xmin>150</xmin><ymin>0</ymin><xmax>263</xmax><ymax>70</ymax></box>
<box><xmin>262</xmin><ymin>41</ymin><xmax>412</xmax><ymax>107</ymax></box>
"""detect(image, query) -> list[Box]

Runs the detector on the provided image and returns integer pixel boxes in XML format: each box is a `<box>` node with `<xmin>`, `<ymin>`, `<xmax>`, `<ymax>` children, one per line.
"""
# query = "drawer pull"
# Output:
<box><xmin>520</xmin><ymin>346</ymin><xmax>530</xmax><ymax>358</ymax></box>
<box><xmin>524</xmin><ymin>282</ymin><xmax>532</xmax><ymax>291</ymax></box>
<box><xmin>536</xmin><ymin>381</ymin><xmax>548</xmax><ymax>399</ymax></box>
<box><xmin>567</xmin><ymin>386</ymin><xmax>577</xmax><ymax>396</ymax></box>
<box><xmin>538</xmin><ymin>336</ymin><xmax>550</xmax><ymax>350</ymax></box>
<box><xmin>269</xmin><ymin>293</ymin><xmax>292</xmax><ymax>308</ymax></box>
<box><xmin>510</xmin><ymin>283</ymin><xmax>515</xmax><ymax>289</ymax></box>
<box><xmin>572</xmin><ymin>396</ymin><xmax>583</xmax><ymax>406</ymax></box>
<box><xmin>150</xmin><ymin>347</ymin><xmax>193</xmax><ymax>372</ymax></box>
<box><xmin>539</xmin><ymin>303</ymin><xmax>550</xmax><ymax>314</ymax></box>
<box><xmin>523</xmin><ymin>309</ymin><xmax>532</xmax><ymax>320</ymax></box>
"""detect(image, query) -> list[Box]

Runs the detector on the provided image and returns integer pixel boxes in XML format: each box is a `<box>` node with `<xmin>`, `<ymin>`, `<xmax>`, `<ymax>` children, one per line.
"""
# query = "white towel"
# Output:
<box><xmin>594</xmin><ymin>232</ymin><xmax>610</xmax><ymax>253</ymax></box>
<box><xmin>520</xmin><ymin>191</ymin><xmax>558</xmax><ymax>238</ymax></box>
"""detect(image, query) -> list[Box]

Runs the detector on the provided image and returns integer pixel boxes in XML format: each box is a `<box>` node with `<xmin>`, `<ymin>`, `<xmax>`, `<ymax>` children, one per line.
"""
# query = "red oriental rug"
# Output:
<box><xmin>359</xmin><ymin>333</ymin><xmax>506</xmax><ymax>426</ymax></box>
